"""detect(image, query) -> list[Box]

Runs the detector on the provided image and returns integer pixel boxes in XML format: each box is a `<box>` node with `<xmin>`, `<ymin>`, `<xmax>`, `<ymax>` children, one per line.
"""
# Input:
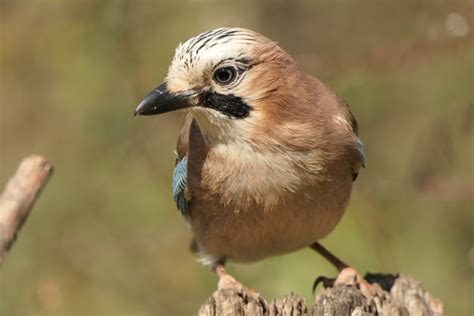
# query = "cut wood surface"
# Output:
<box><xmin>199</xmin><ymin>274</ymin><xmax>443</xmax><ymax>316</ymax></box>
<box><xmin>0</xmin><ymin>155</ymin><xmax>53</xmax><ymax>265</ymax></box>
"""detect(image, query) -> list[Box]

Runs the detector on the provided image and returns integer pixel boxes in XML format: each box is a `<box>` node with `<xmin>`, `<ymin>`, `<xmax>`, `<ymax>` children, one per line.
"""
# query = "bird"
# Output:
<box><xmin>135</xmin><ymin>27</ymin><xmax>372</xmax><ymax>298</ymax></box>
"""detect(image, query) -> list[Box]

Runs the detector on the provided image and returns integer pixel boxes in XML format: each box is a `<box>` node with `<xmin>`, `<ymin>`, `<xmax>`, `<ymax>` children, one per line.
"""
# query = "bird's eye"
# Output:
<box><xmin>213</xmin><ymin>67</ymin><xmax>237</xmax><ymax>85</ymax></box>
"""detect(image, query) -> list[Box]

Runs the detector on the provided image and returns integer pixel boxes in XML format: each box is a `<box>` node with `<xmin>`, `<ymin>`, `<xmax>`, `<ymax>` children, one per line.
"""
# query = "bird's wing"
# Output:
<box><xmin>340</xmin><ymin>99</ymin><xmax>366</xmax><ymax>181</ymax></box>
<box><xmin>355</xmin><ymin>137</ymin><xmax>366</xmax><ymax>168</ymax></box>
<box><xmin>173</xmin><ymin>156</ymin><xmax>189</xmax><ymax>216</ymax></box>
<box><xmin>352</xmin><ymin>136</ymin><xmax>366</xmax><ymax>181</ymax></box>
<box><xmin>173</xmin><ymin>115</ymin><xmax>193</xmax><ymax>218</ymax></box>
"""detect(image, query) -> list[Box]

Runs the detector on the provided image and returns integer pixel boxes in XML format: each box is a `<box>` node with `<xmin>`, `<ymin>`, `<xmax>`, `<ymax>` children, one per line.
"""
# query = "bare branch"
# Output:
<box><xmin>0</xmin><ymin>155</ymin><xmax>53</xmax><ymax>265</ymax></box>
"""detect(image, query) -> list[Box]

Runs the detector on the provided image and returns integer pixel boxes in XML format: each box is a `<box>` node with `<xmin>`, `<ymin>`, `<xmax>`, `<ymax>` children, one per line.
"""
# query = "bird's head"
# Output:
<box><xmin>135</xmin><ymin>27</ymin><xmax>307</xmax><ymax>145</ymax></box>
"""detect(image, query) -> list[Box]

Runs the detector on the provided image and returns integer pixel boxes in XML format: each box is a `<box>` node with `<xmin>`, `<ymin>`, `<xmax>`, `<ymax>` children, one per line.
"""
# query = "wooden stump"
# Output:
<box><xmin>199</xmin><ymin>274</ymin><xmax>443</xmax><ymax>316</ymax></box>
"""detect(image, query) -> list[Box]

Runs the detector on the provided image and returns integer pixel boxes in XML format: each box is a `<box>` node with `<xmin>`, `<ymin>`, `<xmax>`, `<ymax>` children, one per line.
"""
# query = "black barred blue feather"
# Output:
<box><xmin>356</xmin><ymin>137</ymin><xmax>366</xmax><ymax>168</ymax></box>
<box><xmin>173</xmin><ymin>156</ymin><xmax>189</xmax><ymax>217</ymax></box>
<box><xmin>352</xmin><ymin>137</ymin><xmax>366</xmax><ymax>181</ymax></box>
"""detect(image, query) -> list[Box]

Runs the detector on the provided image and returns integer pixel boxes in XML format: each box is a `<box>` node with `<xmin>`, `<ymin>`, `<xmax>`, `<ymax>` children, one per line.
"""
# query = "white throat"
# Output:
<box><xmin>190</xmin><ymin>107</ymin><xmax>256</xmax><ymax>146</ymax></box>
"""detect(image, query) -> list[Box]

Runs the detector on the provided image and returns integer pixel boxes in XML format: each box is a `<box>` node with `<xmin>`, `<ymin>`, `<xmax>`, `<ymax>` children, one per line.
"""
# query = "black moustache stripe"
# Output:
<box><xmin>200</xmin><ymin>92</ymin><xmax>251</xmax><ymax>119</ymax></box>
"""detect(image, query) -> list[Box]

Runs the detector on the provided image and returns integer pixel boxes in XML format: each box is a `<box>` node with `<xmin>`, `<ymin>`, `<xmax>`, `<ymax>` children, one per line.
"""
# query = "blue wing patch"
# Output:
<box><xmin>353</xmin><ymin>137</ymin><xmax>366</xmax><ymax>181</ymax></box>
<box><xmin>172</xmin><ymin>156</ymin><xmax>189</xmax><ymax>217</ymax></box>
<box><xmin>356</xmin><ymin>137</ymin><xmax>366</xmax><ymax>168</ymax></box>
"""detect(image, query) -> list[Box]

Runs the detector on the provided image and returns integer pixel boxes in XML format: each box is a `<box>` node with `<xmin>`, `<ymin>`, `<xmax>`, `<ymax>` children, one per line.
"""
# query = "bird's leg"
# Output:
<box><xmin>310</xmin><ymin>242</ymin><xmax>377</xmax><ymax>298</ymax></box>
<box><xmin>212</xmin><ymin>260</ymin><xmax>267</xmax><ymax>305</ymax></box>
<box><xmin>311</xmin><ymin>242</ymin><xmax>349</xmax><ymax>271</ymax></box>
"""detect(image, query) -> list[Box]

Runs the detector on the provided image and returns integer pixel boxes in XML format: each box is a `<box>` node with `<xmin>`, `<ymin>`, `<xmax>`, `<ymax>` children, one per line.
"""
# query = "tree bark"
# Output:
<box><xmin>0</xmin><ymin>155</ymin><xmax>53</xmax><ymax>265</ymax></box>
<box><xmin>199</xmin><ymin>274</ymin><xmax>443</xmax><ymax>316</ymax></box>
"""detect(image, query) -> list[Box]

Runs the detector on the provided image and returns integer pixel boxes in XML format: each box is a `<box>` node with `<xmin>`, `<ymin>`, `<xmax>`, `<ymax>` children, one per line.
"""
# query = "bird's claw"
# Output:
<box><xmin>218</xmin><ymin>274</ymin><xmax>244</xmax><ymax>292</ymax></box>
<box><xmin>218</xmin><ymin>275</ymin><xmax>267</xmax><ymax>306</ymax></box>
<box><xmin>335</xmin><ymin>267</ymin><xmax>378</xmax><ymax>298</ymax></box>
<box><xmin>312</xmin><ymin>276</ymin><xmax>336</xmax><ymax>293</ymax></box>
<box><xmin>313</xmin><ymin>267</ymin><xmax>380</xmax><ymax>299</ymax></box>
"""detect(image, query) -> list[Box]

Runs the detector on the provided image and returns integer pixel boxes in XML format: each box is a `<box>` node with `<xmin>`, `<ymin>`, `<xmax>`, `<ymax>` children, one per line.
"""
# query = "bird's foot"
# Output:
<box><xmin>218</xmin><ymin>274</ymin><xmax>267</xmax><ymax>305</ymax></box>
<box><xmin>313</xmin><ymin>267</ymin><xmax>379</xmax><ymax>299</ymax></box>
<box><xmin>218</xmin><ymin>274</ymin><xmax>245</xmax><ymax>292</ymax></box>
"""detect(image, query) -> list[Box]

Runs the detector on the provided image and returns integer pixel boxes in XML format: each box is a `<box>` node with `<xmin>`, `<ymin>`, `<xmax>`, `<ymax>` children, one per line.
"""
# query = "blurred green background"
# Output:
<box><xmin>0</xmin><ymin>1</ymin><xmax>472</xmax><ymax>315</ymax></box>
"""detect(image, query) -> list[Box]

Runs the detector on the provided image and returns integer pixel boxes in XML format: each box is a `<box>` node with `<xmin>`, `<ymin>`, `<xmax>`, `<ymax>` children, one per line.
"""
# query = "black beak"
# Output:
<box><xmin>134</xmin><ymin>83</ymin><xmax>195</xmax><ymax>116</ymax></box>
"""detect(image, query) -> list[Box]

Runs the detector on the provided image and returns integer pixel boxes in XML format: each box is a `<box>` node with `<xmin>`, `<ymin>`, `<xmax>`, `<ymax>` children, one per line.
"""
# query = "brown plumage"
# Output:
<box><xmin>135</xmin><ymin>27</ymin><xmax>369</xmax><ymax>296</ymax></box>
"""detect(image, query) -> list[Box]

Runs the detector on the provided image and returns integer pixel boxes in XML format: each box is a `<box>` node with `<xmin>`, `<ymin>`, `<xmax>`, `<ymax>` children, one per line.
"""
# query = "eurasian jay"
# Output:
<box><xmin>135</xmin><ymin>27</ymin><xmax>371</xmax><ymax>297</ymax></box>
